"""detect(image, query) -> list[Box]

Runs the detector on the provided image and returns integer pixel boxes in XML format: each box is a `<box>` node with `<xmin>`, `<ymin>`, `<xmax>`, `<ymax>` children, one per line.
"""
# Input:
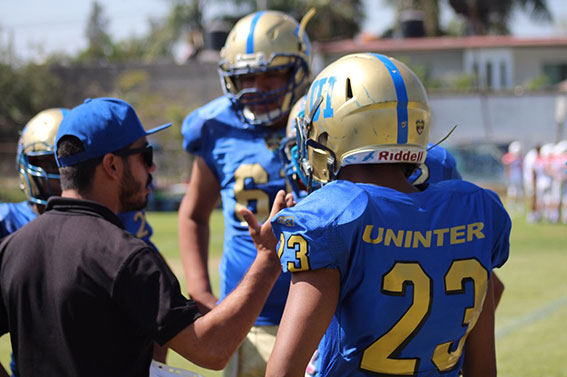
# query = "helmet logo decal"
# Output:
<box><xmin>276</xmin><ymin>215</ymin><xmax>295</xmax><ymax>227</ymax></box>
<box><xmin>416</xmin><ymin>120</ymin><xmax>425</xmax><ymax>135</ymax></box>
<box><xmin>370</xmin><ymin>53</ymin><xmax>409</xmax><ymax>145</ymax></box>
<box><xmin>308</xmin><ymin>76</ymin><xmax>337</xmax><ymax>122</ymax></box>
<box><xmin>246</xmin><ymin>11</ymin><xmax>266</xmax><ymax>54</ymax></box>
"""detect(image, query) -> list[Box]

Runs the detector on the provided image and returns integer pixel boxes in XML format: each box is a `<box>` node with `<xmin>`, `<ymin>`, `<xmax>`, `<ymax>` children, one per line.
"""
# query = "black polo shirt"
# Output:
<box><xmin>0</xmin><ymin>197</ymin><xmax>201</xmax><ymax>377</ymax></box>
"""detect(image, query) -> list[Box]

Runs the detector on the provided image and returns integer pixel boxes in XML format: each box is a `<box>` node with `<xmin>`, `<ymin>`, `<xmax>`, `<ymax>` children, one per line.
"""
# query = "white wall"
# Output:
<box><xmin>429</xmin><ymin>92</ymin><xmax>563</xmax><ymax>148</ymax></box>
<box><xmin>514</xmin><ymin>47</ymin><xmax>567</xmax><ymax>85</ymax></box>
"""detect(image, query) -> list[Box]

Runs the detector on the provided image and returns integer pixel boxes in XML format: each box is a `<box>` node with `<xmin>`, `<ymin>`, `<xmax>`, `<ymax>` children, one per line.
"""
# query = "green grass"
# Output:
<box><xmin>0</xmin><ymin>179</ymin><xmax>25</xmax><ymax>203</ymax></box>
<box><xmin>494</xmin><ymin>215</ymin><xmax>567</xmax><ymax>377</ymax></box>
<box><xmin>1</xmin><ymin>210</ymin><xmax>566</xmax><ymax>376</ymax></box>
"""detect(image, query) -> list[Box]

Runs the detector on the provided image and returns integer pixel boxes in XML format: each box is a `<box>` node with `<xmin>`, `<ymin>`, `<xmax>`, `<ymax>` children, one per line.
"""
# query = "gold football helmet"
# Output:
<box><xmin>17</xmin><ymin>108</ymin><xmax>68</xmax><ymax>205</ymax></box>
<box><xmin>296</xmin><ymin>53</ymin><xmax>431</xmax><ymax>186</ymax></box>
<box><xmin>218</xmin><ymin>9</ymin><xmax>314</xmax><ymax>126</ymax></box>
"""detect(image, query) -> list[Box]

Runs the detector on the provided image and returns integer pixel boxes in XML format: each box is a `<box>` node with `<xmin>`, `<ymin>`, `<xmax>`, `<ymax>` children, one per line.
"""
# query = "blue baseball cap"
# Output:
<box><xmin>55</xmin><ymin>97</ymin><xmax>171</xmax><ymax>167</ymax></box>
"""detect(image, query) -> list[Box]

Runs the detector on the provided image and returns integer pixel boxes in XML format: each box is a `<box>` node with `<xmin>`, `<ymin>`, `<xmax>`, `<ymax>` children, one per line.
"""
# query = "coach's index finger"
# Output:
<box><xmin>239</xmin><ymin>207</ymin><xmax>260</xmax><ymax>237</ymax></box>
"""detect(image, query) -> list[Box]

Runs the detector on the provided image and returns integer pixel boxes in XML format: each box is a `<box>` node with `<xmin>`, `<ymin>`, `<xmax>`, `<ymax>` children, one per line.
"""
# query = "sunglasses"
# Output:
<box><xmin>114</xmin><ymin>145</ymin><xmax>153</xmax><ymax>167</ymax></box>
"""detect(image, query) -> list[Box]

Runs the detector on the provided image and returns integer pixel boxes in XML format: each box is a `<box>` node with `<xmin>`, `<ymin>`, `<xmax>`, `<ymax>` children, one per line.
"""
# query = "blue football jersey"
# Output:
<box><xmin>182</xmin><ymin>96</ymin><xmax>290</xmax><ymax>325</ymax></box>
<box><xmin>410</xmin><ymin>144</ymin><xmax>462</xmax><ymax>185</ymax></box>
<box><xmin>117</xmin><ymin>210</ymin><xmax>157</xmax><ymax>251</ymax></box>
<box><xmin>271</xmin><ymin>180</ymin><xmax>510</xmax><ymax>377</ymax></box>
<box><xmin>0</xmin><ymin>202</ymin><xmax>37</xmax><ymax>239</ymax></box>
<box><xmin>1</xmin><ymin>202</ymin><xmax>156</xmax><ymax>249</ymax></box>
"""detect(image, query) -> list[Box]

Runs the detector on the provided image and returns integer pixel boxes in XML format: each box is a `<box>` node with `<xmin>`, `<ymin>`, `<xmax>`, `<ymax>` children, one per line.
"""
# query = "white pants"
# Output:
<box><xmin>223</xmin><ymin>325</ymin><xmax>278</xmax><ymax>377</ymax></box>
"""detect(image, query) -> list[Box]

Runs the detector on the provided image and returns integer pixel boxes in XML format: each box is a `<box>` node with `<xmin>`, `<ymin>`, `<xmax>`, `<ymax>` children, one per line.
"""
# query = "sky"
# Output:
<box><xmin>1</xmin><ymin>0</ymin><xmax>566</xmax><ymax>62</ymax></box>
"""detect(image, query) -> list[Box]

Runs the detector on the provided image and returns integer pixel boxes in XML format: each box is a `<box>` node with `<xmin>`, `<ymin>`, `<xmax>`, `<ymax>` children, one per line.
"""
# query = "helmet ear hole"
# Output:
<box><xmin>346</xmin><ymin>78</ymin><xmax>353</xmax><ymax>100</ymax></box>
<box><xmin>317</xmin><ymin>132</ymin><xmax>328</xmax><ymax>146</ymax></box>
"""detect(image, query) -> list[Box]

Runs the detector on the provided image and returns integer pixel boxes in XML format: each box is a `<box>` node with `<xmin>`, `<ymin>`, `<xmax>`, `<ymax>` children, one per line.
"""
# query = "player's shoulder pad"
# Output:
<box><xmin>181</xmin><ymin>96</ymin><xmax>235</xmax><ymax>153</ymax></box>
<box><xmin>273</xmin><ymin>180</ymin><xmax>369</xmax><ymax>231</ymax></box>
<box><xmin>428</xmin><ymin>179</ymin><xmax>481</xmax><ymax>193</ymax></box>
<box><xmin>430</xmin><ymin>180</ymin><xmax>506</xmax><ymax>210</ymax></box>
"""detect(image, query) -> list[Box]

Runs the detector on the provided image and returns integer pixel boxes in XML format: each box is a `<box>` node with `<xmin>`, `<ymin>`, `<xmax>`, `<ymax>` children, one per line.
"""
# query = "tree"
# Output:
<box><xmin>448</xmin><ymin>0</ymin><xmax>552</xmax><ymax>35</ymax></box>
<box><xmin>384</xmin><ymin>0</ymin><xmax>552</xmax><ymax>37</ymax></box>
<box><xmin>77</xmin><ymin>1</ymin><xmax>114</xmax><ymax>63</ymax></box>
<box><xmin>0</xmin><ymin>62</ymin><xmax>63</xmax><ymax>141</ymax></box>
<box><xmin>216</xmin><ymin>0</ymin><xmax>364</xmax><ymax>40</ymax></box>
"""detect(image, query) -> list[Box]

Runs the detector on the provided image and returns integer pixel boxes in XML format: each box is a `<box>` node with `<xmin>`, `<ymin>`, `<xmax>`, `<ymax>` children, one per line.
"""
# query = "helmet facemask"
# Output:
<box><xmin>295</xmin><ymin>96</ymin><xmax>334</xmax><ymax>192</ymax></box>
<box><xmin>219</xmin><ymin>53</ymin><xmax>309</xmax><ymax>126</ymax></box>
<box><xmin>18</xmin><ymin>144</ymin><xmax>61</xmax><ymax>206</ymax></box>
<box><xmin>218</xmin><ymin>10</ymin><xmax>314</xmax><ymax>127</ymax></box>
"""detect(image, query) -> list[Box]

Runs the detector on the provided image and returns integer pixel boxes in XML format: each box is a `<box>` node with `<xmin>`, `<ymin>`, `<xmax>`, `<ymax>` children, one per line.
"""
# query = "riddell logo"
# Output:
<box><xmin>378</xmin><ymin>150</ymin><xmax>424</xmax><ymax>162</ymax></box>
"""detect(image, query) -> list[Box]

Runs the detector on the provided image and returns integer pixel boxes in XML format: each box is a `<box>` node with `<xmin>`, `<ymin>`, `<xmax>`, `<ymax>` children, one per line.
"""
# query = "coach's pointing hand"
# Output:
<box><xmin>239</xmin><ymin>190</ymin><xmax>287</xmax><ymax>262</ymax></box>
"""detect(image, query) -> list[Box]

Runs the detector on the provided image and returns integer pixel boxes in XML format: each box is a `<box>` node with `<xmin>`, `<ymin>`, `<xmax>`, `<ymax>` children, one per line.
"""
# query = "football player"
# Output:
<box><xmin>242</xmin><ymin>53</ymin><xmax>511</xmax><ymax>377</ymax></box>
<box><xmin>0</xmin><ymin>108</ymin><xmax>165</xmax><ymax>374</ymax></box>
<box><xmin>536</xmin><ymin>143</ymin><xmax>555</xmax><ymax>222</ymax></box>
<box><xmin>178</xmin><ymin>10</ymin><xmax>314</xmax><ymax>377</ymax></box>
<box><xmin>501</xmin><ymin>141</ymin><xmax>524</xmax><ymax>216</ymax></box>
<box><xmin>549</xmin><ymin>140</ymin><xmax>567</xmax><ymax>223</ymax></box>
<box><xmin>523</xmin><ymin>144</ymin><xmax>541</xmax><ymax>223</ymax></box>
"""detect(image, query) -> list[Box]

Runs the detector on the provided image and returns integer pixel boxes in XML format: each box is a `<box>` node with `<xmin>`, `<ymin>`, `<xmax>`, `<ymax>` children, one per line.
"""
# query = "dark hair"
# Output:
<box><xmin>56</xmin><ymin>136</ymin><xmax>102</xmax><ymax>194</ymax></box>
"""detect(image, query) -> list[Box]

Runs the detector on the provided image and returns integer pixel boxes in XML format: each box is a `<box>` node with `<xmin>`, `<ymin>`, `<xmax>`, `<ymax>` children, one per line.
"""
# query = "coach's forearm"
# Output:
<box><xmin>169</xmin><ymin>251</ymin><xmax>281</xmax><ymax>369</ymax></box>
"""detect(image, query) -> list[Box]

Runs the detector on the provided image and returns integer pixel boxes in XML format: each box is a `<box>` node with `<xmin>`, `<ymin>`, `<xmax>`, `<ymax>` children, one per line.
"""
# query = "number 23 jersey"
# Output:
<box><xmin>271</xmin><ymin>179</ymin><xmax>511</xmax><ymax>376</ymax></box>
<box><xmin>182</xmin><ymin>96</ymin><xmax>289</xmax><ymax>325</ymax></box>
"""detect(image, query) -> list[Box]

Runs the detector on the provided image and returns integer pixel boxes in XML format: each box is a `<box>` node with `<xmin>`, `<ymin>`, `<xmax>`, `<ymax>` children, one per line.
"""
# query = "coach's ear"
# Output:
<box><xmin>100</xmin><ymin>153</ymin><xmax>123</xmax><ymax>181</ymax></box>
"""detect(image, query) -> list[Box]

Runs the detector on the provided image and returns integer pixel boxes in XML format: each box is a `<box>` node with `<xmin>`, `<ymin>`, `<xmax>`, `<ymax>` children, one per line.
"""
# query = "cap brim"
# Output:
<box><xmin>146</xmin><ymin>123</ymin><xmax>172</xmax><ymax>135</ymax></box>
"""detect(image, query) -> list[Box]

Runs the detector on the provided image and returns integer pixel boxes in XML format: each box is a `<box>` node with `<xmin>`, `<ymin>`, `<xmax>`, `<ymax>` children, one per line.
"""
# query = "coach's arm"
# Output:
<box><xmin>168</xmin><ymin>190</ymin><xmax>286</xmax><ymax>369</ymax></box>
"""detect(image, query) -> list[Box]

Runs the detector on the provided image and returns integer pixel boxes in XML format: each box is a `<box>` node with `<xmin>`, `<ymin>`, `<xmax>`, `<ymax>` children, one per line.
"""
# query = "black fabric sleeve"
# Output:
<box><xmin>0</xmin><ymin>241</ymin><xmax>10</xmax><ymax>335</ymax></box>
<box><xmin>0</xmin><ymin>289</ymin><xmax>8</xmax><ymax>336</ymax></box>
<box><xmin>112</xmin><ymin>247</ymin><xmax>202</xmax><ymax>346</ymax></box>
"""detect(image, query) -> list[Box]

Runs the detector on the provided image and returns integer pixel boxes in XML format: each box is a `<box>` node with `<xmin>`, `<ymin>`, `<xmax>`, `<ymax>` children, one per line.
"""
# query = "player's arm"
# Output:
<box><xmin>266</xmin><ymin>267</ymin><xmax>340</xmax><ymax>377</ymax></box>
<box><xmin>492</xmin><ymin>272</ymin><xmax>504</xmax><ymax>309</ymax></box>
<box><xmin>168</xmin><ymin>191</ymin><xmax>286</xmax><ymax>370</ymax></box>
<box><xmin>178</xmin><ymin>156</ymin><xmax>221</xmax><ymax>314</ymax></box>
<box><xmin>461</xmin><ymin>274</ymin><xmax>497</xmax><ymax>377</ymax></box>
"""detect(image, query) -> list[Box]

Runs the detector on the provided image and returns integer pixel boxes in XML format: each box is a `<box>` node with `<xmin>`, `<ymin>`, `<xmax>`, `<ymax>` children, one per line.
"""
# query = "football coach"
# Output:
<box><xmin>0</xmin><ymin>98</ymin><xmax>284</xmax><ymax>377</ymax></box>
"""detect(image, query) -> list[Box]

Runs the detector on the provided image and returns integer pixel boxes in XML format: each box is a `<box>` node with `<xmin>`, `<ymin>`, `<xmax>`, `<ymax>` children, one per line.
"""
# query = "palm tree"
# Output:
<box><xmin>448</xmin><ymin>0</ymin><xmax>552</xmax><ymax>35</ymax></box>
<box><xmin>384</xmin><ymin>0</ymin><xmax>552</xmax><ymax>37</ymax></box>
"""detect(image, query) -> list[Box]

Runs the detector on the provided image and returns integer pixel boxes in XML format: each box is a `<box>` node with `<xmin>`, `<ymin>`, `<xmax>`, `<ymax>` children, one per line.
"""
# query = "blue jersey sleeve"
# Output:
<box><xmin>181</xmin><ymin>97</ymin><xmax>235</xmax><ymax>177</ymax></box>
<box><xmin>181</xmin><ymin>109</ymin><xmax>207</xmax><ymax>155</ymax></box>
<box><xmin>484</xmin><ymin>189</ymin><xmax>511</xmax><ymax>269</ymax></box>
<box><xmin>0</xmin><ymin>202</ymin><xmax>37</xmax><ymax>239</ymax></box>
<box><xmin>272</xmin><ymin>182</ymin><xmax>367</xmax><ymax>277</ymax></box>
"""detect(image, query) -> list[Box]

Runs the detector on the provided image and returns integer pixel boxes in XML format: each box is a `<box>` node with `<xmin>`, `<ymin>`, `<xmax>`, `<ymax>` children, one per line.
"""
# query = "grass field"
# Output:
<box><xmin>0</xmin><ymin>209</ymin><xmax>566</xmax><ymax>376</ymax></box>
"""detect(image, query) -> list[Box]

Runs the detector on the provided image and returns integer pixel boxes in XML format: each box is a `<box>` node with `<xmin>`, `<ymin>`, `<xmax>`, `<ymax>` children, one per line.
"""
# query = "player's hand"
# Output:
<box><xmin>240</xmin><ymin>190</ymin><xmax>287</xmax><ymax>258</ymax></box>
<box><xmin>285</xmin><ymin>192</ymin><xmax>296</xmax><ymax>208</ymax></box>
